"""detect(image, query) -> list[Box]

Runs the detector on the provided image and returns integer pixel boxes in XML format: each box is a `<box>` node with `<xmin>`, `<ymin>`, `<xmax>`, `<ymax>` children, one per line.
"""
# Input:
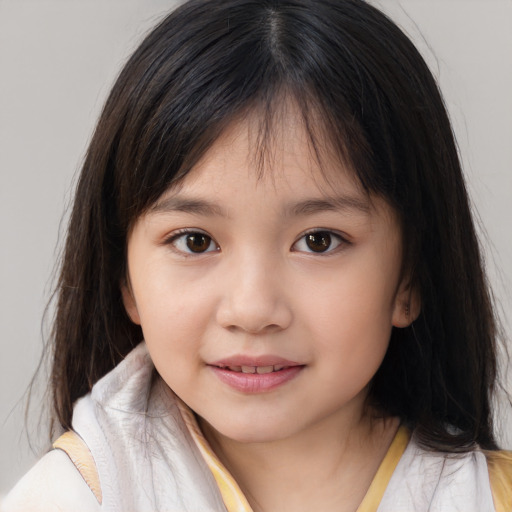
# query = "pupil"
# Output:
<box><xmin>186</xmin><ymin>234</ymin><xmax>210</xmax><ymax>252</ymax></box>
<box><xmin>306</xmin><ymin>232</ymin><xmax>331</xmax><ymax>252</ymax></box>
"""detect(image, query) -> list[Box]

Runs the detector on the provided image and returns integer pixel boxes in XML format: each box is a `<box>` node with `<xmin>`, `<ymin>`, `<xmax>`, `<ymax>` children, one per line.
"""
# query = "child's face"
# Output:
<box><xmin>122</xmin><ymin>110</ymin><xmax>412</xmax><ymax>444</ymax></box>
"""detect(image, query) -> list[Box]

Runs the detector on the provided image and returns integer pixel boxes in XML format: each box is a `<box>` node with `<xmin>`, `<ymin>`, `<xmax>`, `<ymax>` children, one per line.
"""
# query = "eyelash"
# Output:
<box><xmin>291</xmin><ymin>229</ymin><xmax>350</xmax><ymax>255</ymax></box>
<box><xmin>164</xmin><ymin>229</ymin><xmax>219</xmax><ymax>256</ymax></box>
<box><xmin>164</xmin><ymin>228</ymin><xmax>350</xmax><ymax>256</ymax></box>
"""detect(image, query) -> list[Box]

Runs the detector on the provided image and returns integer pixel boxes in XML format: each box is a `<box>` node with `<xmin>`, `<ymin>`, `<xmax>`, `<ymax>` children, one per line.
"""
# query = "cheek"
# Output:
<box><xmin>309</xmin><ymin>291</ymin><xmax>392</xmax><ymax>399</ymax></box>
<box><xmin>134</xmin><ymin>259</ymin><xmax>217</xmax><ymax>330</ymax></box>
<box><xmin>302</xmin><ymin>258</ymin><xmax>397</xmax><ymax>331</ymax></box>
<box><xmin>139</xmin><ymin>293</ymin><xmax>206</xmax><ymax>393</ymax></box>
<box><xmin>296</xmin><ymin>253</ymin><xmax>397</xmax><ymax>367</ymax></box>
<box><xmin>132</xmin><ymin>267</ymin><xmax>221</xmax><ymax>379</ymax></box>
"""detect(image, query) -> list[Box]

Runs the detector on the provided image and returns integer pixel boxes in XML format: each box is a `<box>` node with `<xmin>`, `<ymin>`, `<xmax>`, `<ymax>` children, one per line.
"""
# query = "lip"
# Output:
<box><xmin>208</xmin><ymin>355</ymin><xmax>304</xmax><ymax>393</ymax></box>
<box><xmin>210</xmin><ymin>355</ymin><xmax>301</xmax><ymax>368</ymax></box>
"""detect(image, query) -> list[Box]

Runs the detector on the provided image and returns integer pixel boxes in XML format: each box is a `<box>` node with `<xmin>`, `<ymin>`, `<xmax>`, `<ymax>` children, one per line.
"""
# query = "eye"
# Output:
<box><xmin>292</xmin><ymin>230</ymin><xmax>345</xmax><ymax>254</ymax></box>
<box><xmin>169</xmin><ymin>231</ymin><xmax>219</xmax><ymax>254</ymax></box>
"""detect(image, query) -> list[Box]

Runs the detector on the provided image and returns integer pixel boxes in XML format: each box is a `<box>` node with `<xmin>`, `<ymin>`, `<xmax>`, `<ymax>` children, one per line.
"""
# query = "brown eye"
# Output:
<box><xmin>292</xmin><ymin>230</ymin><xmax>345</xmax><ymax>254</ymax></box>
<box><xmin>170</xmin><ymin>231</ymin><xmax>218</xmax><ymax>254</ymax></box>
<box><xmin>185</xmin><ymin>233</ymin><xmax>214</xmax><ymax>253</ymax></box>
<box><xmin>305</xmin><ymin>232</ymin><xmax>332</xmax><ymax>252</ymax></box>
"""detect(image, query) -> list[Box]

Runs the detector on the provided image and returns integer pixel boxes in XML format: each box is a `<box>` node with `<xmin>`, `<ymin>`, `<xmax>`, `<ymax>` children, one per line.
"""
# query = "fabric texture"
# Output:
<box><xmin>42</xmin><ymin>343</ymin><xmax>512</xmax><ymax>511</ymax></box>
<box><xmin>71</xmin><ymin>343</ymin><xmax>227</xmax><ymax>511</ymax></box>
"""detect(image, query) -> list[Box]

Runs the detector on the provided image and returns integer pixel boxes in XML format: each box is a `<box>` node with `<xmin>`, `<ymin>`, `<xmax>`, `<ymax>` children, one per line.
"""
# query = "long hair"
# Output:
<box><xmin>50</xmin><ymin>0</ymin><xmax>499</xmax><ymax>451</ymax></box>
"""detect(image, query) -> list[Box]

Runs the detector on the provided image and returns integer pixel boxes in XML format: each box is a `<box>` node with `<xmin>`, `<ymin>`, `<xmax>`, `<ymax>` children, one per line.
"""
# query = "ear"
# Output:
<box><xmin>121</xmin><ymin>280</ymin><xmax>141</xmax><ymax>325</ymax></box>
<box><xmin>392</xmin><ymin>279</ymin><xmax>421</xmax><ymax>328</ymax></box>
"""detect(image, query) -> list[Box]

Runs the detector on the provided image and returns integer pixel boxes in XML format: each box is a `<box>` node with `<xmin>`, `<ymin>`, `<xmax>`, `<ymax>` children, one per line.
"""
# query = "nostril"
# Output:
<box><xmin>215</xmin><ymin>290</ymin><xmax>293</xmax><ymax>333</ymax></box>
<box><xmin>223</xmin><ymin>323</ymin><xmax>284</xmax><ymax>335</ymax></box>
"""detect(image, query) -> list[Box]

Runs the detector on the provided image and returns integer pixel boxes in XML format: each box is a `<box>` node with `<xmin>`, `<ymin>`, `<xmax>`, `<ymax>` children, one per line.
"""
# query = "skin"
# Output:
<box><xmin>122</xmin><ymin>108</ymin><xmax>419</xmax><ymax>511</ymax></box>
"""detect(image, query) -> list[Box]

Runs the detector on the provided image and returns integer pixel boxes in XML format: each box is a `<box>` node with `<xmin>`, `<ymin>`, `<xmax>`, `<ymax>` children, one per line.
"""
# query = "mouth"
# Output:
<box><xmin>208</xmin><ymin>357</ymin><xmax>304</xmax><ymax>393</ymax></box>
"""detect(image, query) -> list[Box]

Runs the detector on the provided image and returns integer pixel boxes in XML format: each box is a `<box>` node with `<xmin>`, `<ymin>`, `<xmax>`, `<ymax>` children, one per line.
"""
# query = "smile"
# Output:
<box><xmin>209</xmin><ymin>359</ymin><xmax>304</xmax><ymax>393</ymax></box>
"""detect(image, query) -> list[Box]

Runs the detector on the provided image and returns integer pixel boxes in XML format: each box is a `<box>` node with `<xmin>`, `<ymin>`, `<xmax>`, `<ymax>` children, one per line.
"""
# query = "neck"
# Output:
<box><xmin>200</xmin><ymin>409</ymin><xmax>399</xmax><ymax>512</ymax></box>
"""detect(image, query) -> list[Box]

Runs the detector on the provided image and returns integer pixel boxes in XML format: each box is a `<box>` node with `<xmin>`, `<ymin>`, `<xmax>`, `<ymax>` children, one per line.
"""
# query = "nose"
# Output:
<box><xmin>215</xmin><ymin>253</ymin><xmax>293</xmax><ymax>334</ymax></box>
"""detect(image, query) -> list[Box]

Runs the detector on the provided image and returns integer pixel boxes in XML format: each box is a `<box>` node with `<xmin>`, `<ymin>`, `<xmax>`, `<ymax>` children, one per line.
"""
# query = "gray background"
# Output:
<box><xmin>1</xmin><ymin>0</ymin><xmax>511</xmax><ymax>497</ymax></box>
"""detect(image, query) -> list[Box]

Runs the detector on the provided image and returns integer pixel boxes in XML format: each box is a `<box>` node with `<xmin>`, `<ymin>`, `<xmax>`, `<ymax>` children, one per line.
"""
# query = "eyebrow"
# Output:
<box><xmin>150</xmin><ymin>194</ymin><xmax>370</xmax><ymax>218</ymax></box>
<box><xmin>151</xmin><ymin>197</ymin><xmax>228</xmax><ymax>217</ymax></box>
<box><xmin>287</xmin><ymin>196</ymin><xmax>371</xmax><ymax>216</ymax></box>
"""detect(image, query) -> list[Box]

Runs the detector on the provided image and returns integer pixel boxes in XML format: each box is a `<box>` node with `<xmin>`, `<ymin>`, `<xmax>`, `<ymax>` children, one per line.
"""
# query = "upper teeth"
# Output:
<box><xmin>223</xmin><ymin>365</ymin><xmax>287</xmax><ymax>374</ymax></box>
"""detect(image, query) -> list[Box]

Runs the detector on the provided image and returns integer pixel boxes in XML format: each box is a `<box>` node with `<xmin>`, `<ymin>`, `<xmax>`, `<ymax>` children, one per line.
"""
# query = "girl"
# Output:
<box><xmin>3</xmin><ymin>0</ymin><xmax>511</xmax><ymax>510</ymax></box>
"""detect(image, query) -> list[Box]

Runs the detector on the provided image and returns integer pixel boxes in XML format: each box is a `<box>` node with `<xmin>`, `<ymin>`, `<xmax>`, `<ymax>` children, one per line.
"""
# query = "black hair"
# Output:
<box><xmin>50</xmin><ymin>0</ymin><xmax>500</xmax><ymax>451</ymax></box>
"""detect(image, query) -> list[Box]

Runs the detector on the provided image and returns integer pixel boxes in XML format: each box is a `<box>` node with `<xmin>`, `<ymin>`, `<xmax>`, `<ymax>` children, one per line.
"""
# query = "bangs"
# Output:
<box><xmin>144</xmin><ymin>86</ymin><xmax>374</xmax><ymax>202</ymax></box>
<box><xmin>113</xmin><ymin>88</ymin><xmax>377</xmax><ymax>239</ymax></box>
<box><xmin>107</xmin><ymin>0</ymin><xmax>412</xmax><ymax>232</ymax></box>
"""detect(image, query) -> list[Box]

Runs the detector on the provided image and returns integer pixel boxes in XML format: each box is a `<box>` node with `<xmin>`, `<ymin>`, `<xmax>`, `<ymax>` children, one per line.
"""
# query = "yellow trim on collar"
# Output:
<box><xmin>356</xmin><ymin>426</ymin><xmax>410</xmax><ymax>511</ymax></box>
<box><xmin>178</xmin><ymin>398</ymin><xmax>410</xmax><ymax>512</ymax></box>
<box><xmin>484</xmin><ymin>449</ymin><xmax>512</xmax><ymax>512</ymax></box>
<box><xmin>177</xmin><ymin>399</ymin><xmax>254</xmax><ymax>512</ymax></box>
<box><xmin>53</xmin><ymin>430</ymin><xmax>103</xmax><ymax>505</ymax></box>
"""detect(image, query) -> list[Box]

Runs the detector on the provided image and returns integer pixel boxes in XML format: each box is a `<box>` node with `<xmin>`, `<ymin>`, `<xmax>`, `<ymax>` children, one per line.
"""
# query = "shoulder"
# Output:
<box><xmin>1</xmin><ymin>450</ymin><xmax>101</xmax><ymax>512</ymax></box>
